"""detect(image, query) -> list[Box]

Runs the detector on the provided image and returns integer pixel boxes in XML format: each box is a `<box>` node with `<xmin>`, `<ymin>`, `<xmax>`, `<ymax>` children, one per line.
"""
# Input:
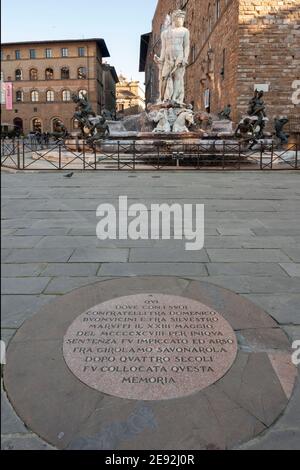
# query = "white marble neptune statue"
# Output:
<box><xmin>154</xmin><ymin>9</ymin><xmax>190</xmax><ymax>105</ymax></box>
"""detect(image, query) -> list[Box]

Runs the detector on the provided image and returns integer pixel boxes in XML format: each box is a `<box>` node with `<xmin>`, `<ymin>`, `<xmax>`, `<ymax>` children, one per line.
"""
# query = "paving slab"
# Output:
<box><xmin>4</xmin><ymin>248</ymin><xmax>74</xmax><ymax>263</ymax></box>
<box><xmin>130</xmin><ymin>248</ymin><xmax>209</xmax><ymax>262</ymax></box>
<box><xmin>207</xmin><ymin>249</ymin><xmax>291</xmax><ymax>263</ymax></box>
<box><xmin>282</xmin><ymin>247</ymin><xmax>300</xmax><ymax>262</ymax></box>
<box><xmin>244</xmin><ymin>294</ymin><xmax>300</xmax><ymax>325</ymax></box>
<box><xmin>98</xmin><ymin>262</ymin><xmax>208</xmax><ymax>277</ymax></box>
<box><xmin>1</xmin><ymin>236</ymin><xmax>44</xmax><ymax>249</ymax></box>
<box><xmin>236</xmin><ymin>429</ymin><xmax>300</xmax><ymax>450</ymax></box>
<box><xmin>69</xmin><ymin>248</ymin><xmax>129</xmax><ymax>263</ymax></box>
<box><xmin>1</xmin><ymin>387</ymin><xmax>28</xmax><ymax>435</ymax></box>
<box><xmin>280</xmin><ymin>263</ymin><xmax>300</xmax><ymax>277</ymax></box>
<box><xmin>207</xmin><ymin>263</ymin><xmax>287</xmax><ymax>277</ymax></box>
<box><xmin>1</xmin><ymin>435</ymin><xmax>55</xmax><ymax>450</ymax></box>
<box><xmin>1</xmin><ymin>295</ymin><xmax>57</xmax><ymax>329</ymax></box>
<box><xmin>1</xmin><ymin>263</ymin><xmax>47</xmax><ymax>277</ymax></box>
<box><xmin>1</xmin><ymin>278</ymin><xmax>51</xmax><ymax>295</ymax></box>
<box><xmin>44</xmin><ymin>276</ymin><xmax>105</xmax><ymax>294</ymax></box>
<box><xmin>41</xmin><ymin>263</ymin><xmax>100</xmax><ymax>277</ymax></box>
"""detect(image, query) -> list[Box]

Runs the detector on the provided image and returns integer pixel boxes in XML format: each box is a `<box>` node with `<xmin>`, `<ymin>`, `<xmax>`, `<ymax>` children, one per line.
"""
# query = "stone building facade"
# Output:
<box><xmin>140</xmin><ymin>0</ymin><xmax>300</xmax><ymax>130</ymax></box>
<box><xmin>1</xmin><ymin>39</ymin><xmax>118</xmax><ymax>134</ymax></box>
<box><xmin>116</xmin><ymin>75</ymin><xmax>145</xmax><ymax>117</ymax></box>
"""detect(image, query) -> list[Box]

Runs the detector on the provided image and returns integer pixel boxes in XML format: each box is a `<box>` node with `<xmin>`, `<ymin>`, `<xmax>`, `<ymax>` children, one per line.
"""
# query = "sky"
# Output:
<box><xmin>1</xmin><ymin>0</ymin><xmax>158</xmax><ymax>83</ymax></box>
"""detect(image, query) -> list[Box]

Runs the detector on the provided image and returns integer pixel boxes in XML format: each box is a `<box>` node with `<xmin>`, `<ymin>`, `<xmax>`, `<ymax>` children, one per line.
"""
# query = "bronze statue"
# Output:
<box><xmin>235</xmin><ymin>117</ymin><xmax>258</xmax><ymax>149</ymax></box>
<box><xmin>71</xmin><ymin>93</ymin><xmax>108</xmax><ymax>142</ymax></box>
<box><xmin>235</xmin><ymin>118</ymin><xmax>254</xmax><ymax>139</ymax></box>
<box><xmin>72</xmin><ymin>93</ymin><xmax>95</xmax><ymax>132</ymax></box>
<box><xmin>247</xmin><ymin>90</ymin><xmax>267</xmax><ymax>138</ymax></box>
<box><xmin>274</xmin><ymin>117</ymin><xmax>289</xmax><ymax>146</ymax></box>
<box><xmin>218</xmin><ymin>104</ymin><xmax>232</xmax><ymax>121</ymax></box>
<box><xmin>52</xmin><ymin>119</ymin><xmax>68</xmax><ymax>140</ymax></box>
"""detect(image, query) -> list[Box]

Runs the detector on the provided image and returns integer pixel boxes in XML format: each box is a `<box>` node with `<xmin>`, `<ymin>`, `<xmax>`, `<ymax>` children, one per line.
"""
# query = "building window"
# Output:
<box><xmin>32</xmin><ymin>118</ymin><xmax>42</xmax><ymax>132</ymax></box>
<box><xmin>216</xmin><ymin>0</ymin><xmax>221</xmax><ymax>20</ymax></box>
<box><xmin>46</xmin><ymin>90</ymin><xmax>55</xmax><ymax>102</ymax></box>
<box><xmin>78</xmin><ymin>67</ymin><xmax>87</xmax><ymax>79</ymax></box>
<box><xmin>15</xmin><ymin>69</ymin><xmax>22</xmax><ymax>81</ymax></box>
<box><xmin>78</xmin><ymin>90</ymin><xmax>88</xmax><ymax>100</ymax></box>
<box><xmin>31</xmin><ymin>90</ymin><xmax>39</xmax><ymax>102</ymax></box>
<box><xmin>61</xmin><ymin>67</ymin><xmax>70</xmax><ymax>79</ymax></box>
<box><xmin>191</xmin><ymin>45</ymin><xmax>196</xmax><ymax>63</ymax></box>
<box><xmin>15</xmin><ymin>50</ymin><xmax>21</xmax><ymax>60</ymax></box>
<box><xmin>45</xmin><ymin>48</ymin><xmax>52</xmax><ymax>58</ymax></box>
<box><xmin>61</xmin><ymin>48</ymin><xmax>68</xmax><ymax>57</ymax></box>
<box><xmin>78</xmin><ymin>89</ymin><xmax>88</xmax><ymax>99</ymax></box>
<box><xmin>221</xmin><ymin>48</ymin><xmax>226</xmax><ymax>79</ymax></box>
<box><xmin>62</xmin><ymin>90</ymin><xmax>71</xmax><ymax>102</ymax></box>
<box><xmin>73</xmin><ymin>118</ymin><xmax>80</xmax><ymax>129</ymax></box>
<box><xmin>78</xmin><ymin>47</ymin><xmax>85</xmax><ymax>57</ymax></box>
<box><xmin>52</xmin><ymin>117</ymin><xmax>64</xmax><ymax>133</ymax></box>
<box><xmin>16</xmin><ymin>90</ymin><xmax>24</xmax><ymax>102</ymax></box>
<box><xmin>29</xmin><ymin>49</ymin><xmax>36</xmax><ymax>59</ymax></box>
<box><xmin>207</xmin><ymin>4</ymin><xmax>212</xmax><ymax>35</ymax></box>
<box><xmin>30</xmin><ymin>68</ymin><xmax>38</xmax><ymax>80</ymax></box>
<box><xmin>45</xmin><ymin>68</ymin><xmax>54</xmax><ymax>80</ymax></box>
<box><xmin>7</xmin><ymin>54</ymin><xmax>11</xmax><ymax>60</ymax></box>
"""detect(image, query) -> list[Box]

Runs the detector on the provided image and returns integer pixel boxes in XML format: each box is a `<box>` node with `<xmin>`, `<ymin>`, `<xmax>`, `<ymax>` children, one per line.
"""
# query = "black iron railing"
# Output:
<box><xmin>1</xmin><ymin>138</ymin><xmax>299</xmax><ymax>171</ymax></box>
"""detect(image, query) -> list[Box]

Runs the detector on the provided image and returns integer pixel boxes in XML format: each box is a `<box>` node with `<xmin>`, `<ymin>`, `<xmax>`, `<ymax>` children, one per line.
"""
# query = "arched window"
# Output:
<box><xmin>216</xmin><ymin>0</ymin><xmax>221</xmax><ymax>20</ymax></box>
<box><xmin>32</xmin><ymin>118</ymin><xmax>42</xmax><ymax>132</ymax></box>
<box><xmin>61</xmin><ymin>67</ymin><xmax>69</xmax><ymax>79</ymax></box>
<box><xmin>31</xmin><ymin>90</ymin><xmax>39</xmax><ymax>102</ymax></box>
<box><xmin>62</xmin><ymin>90</ymin><xmax>71</xmax><ymax>102</ymax></box>
<box><xmin>45</xmin><ymin>68</ymin><xmax>54</xmax><ymax>80</ymax></box>
<box><xmin>51</xmin><ymin>117</ymin><xmax>64</xmax><ymax>133</ymax></box>
<box><xmin>46</xmin><ymin>90</ymin><xmax>55</xmax><ymax>102</ymax></box>
<box><xmin>13</xmin><ymin>118</ymin><xmax>23</xmax><ymax>133</ymax></box>
<box><xmin>72</xmin><ymin>118</ymin><xmax>80</xmax><ymax>129</ymax></box>
<box><xmin>30</xmin><ymin>68</ymin><xmax>38</xmax><ymax>80</ymax></box>
<box><xmin>78</xmin><ymin>67</ymin><xmax>87</xmax><ymax>79</ymax></box>
<box><xmin>208</xmin><ymin>5</ymin><xmax>212</xmax><ymax>35</ymax></box>
<box><xmin>78</xmin><ymin>89</ymin><xmax>88</xmax><ymax>99</ymax></box>
<box><xmin>16</xmin><ymin>90</ymin><xmax>24</xmax><ymax>102</ymax></box>
<box><xmin>15</xmin><ymin>69</ymin><xmax>22</xmax><ymax>81</ymax></box>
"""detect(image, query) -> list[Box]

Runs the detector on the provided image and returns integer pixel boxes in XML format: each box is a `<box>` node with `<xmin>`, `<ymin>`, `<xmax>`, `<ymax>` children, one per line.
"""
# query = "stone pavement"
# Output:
<box><xmin>1</xmin><ymin>170</ymin><xmax>300</xmax><ymax>450</ymax></box>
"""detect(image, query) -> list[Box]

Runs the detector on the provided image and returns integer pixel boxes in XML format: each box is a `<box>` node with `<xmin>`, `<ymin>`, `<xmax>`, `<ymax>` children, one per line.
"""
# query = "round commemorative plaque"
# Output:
<box><xmin>63</xmin><ymin>293</ymin><xmax>238</xmax><ymax>400</ymax></box>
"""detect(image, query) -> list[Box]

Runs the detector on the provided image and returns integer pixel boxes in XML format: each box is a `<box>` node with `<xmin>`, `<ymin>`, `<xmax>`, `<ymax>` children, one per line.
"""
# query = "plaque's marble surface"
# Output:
<box><xmin>63</xmin><ymin>294</ymin><xmax>237</xmax><ymax>400</ymax></box>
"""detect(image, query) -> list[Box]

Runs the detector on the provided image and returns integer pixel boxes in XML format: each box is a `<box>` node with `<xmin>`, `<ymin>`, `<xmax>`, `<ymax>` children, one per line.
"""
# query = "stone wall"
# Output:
<box><xmin>143</xmin><ymin>0</ymin><xmax>300</xmax><ymax>128</ymax></box>
<box><xmin>237</xmin><ymin>0</ymin><xmax>300</xmax><ymax>129</ymax></box>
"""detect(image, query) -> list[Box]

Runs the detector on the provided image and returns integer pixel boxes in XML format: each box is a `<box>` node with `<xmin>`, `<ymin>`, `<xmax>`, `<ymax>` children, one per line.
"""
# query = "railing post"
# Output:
<box><xmin>59</xmin><ymin>141</ymin><xmax>62</xmax><ymax>170</ymax></box>
<box><xmin>157</xmin><ymin>143</ymin><xmax>160</xmax><ymax>170</ymax></box>
<box><xmin>118</xmin><ymin>141</ymin><xmax>120</xmax><ymax>170</ymax></box>
<box><xmin>83</xmin><ymin>140</ymin><xmax>86</xmax><ymax>170</ymax></box>
<box><xmin>270</xmin><ymin>141</ymin><xmax>273</xmax><ymax>170</ymax></box>
<box><xmin>133</xmin><ymin>141</ymin><xmax>136</xmax><ymax>171</ymax></box>
<box><xmin>17</xmin><ymin>139</ymin><xmax>21</xmax><ymax>169</ymax></box>
<box><xmin>295</xmin><ymin>144</ymin><xmax>298</xmax><ymax>169</ymax></box>
<box><xmin>22</xmin><ymin>139</ymin><xmax>25</xmax><ymax>169</ymax></box>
